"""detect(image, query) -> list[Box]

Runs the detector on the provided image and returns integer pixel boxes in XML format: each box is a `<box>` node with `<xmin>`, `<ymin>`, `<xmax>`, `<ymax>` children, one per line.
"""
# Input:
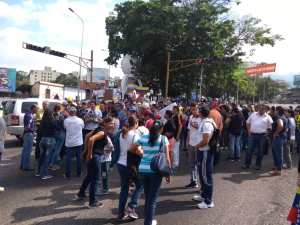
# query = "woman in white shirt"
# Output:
<box><xmin>117</xmin><ymin>116</ymin><xmax>143</xmax><ymax>220</ymax></box>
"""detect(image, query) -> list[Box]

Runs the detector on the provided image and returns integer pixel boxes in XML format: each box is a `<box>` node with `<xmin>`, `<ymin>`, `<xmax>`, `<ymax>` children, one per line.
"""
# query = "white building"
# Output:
<box><xmin>29</xmin><ymin>67</ymin><xmax>61</xmax><ymax>85</ymax></box>
<box><xmin>31</xmin><ymin>81</ymin><xmax>86</xmax><ymax>100</ymax></box>
<box><xmin>84</xmin><ymin>68</ymin><xmax>109</xmax><ymax>84</ymax></box>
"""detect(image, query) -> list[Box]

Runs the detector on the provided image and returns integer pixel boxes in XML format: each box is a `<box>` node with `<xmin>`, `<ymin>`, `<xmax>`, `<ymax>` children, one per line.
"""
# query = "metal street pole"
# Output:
<box><xmin>165</xmin><ymin>50</ymin><xmax>170</xmax><ymax>97</ymax></box>
<box><xmin>69</xmin><ymin>7</ymin><xmax>84</xmax><ymax>101</ymax></box>
<box><xmin>199</xmin><ymin>64</ymin><xmax>204</xmax><ymax>100</ymax></box>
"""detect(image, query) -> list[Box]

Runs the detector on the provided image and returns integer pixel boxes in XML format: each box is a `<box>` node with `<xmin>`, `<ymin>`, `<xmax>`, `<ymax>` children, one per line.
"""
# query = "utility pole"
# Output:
<box><xmin>165</xmin><ymin>50</ymin><xmax>170</xmax><ymax>97</ymax></box>
<box><xmin>199</xmin><ymin>65</ymin><xmax>204</xmax><ymax>100</ymax></box>
<box><xmin>90</xmin><ymin>50</ymin><xmax>93</xmax><ymax>83</ymax></box>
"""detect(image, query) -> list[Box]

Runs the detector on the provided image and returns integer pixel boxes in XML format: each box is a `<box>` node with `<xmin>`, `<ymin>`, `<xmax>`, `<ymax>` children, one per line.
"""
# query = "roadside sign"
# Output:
<box><xmin>246</xmin><ymin>63</ymin><xmax>276</xmax><ymax>76</ymax></box>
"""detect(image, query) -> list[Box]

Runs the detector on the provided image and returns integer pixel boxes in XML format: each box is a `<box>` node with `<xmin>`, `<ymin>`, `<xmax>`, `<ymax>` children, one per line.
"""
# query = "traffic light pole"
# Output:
<box><xmin>23</xmin><ymin>42</ymin><xmax>94</xmax><ymax>100</ymax></box>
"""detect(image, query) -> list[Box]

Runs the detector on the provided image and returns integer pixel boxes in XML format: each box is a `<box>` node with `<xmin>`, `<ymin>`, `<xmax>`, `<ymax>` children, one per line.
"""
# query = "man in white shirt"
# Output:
<box><xmin>243</xmin><ymin>105</ymin><xmax>273</xmax><ymax>170</ymax></box>
<box><xmin>185</xmin><ymin>105</ymin><xmax>201</xmax><ymax>189</ymax></box>
<box><xmin>64</xmin><ymin>107</ymin><xmax>84</xmax><ymax>178</ymax></box>
<box><xmin>193</xmin><ymin>106</ymin><xmax>215</xmax><ymax>209</ymax></box>
<box><xmin>83</xmin><ymin>101</ymin><xmax>102</xmax><ymax>138</ymax></box>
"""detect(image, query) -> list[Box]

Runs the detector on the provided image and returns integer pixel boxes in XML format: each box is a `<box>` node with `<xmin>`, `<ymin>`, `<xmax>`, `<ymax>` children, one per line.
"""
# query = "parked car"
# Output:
<box><xmin>3</xmin><ymin>98</ymin><xmax>62</xmax><ymax>140</ymax></box>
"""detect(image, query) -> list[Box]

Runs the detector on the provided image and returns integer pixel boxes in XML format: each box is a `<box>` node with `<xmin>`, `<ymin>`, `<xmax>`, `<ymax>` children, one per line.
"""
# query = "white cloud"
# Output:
<box><xmin>0</xmin><ymin>0</ymin><xmax>122</xmax><ymax>77</ymax></box>
<box><xmin>232</xmin><ymin>0</ymin><xmax>300</xmax><ymax>77</ymax></box>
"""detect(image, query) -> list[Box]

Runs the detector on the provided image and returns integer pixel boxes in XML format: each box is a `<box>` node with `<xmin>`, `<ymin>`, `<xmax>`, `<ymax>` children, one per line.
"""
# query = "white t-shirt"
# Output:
<box><xmin>188</xmin><ymin>116</ymin><xmax>202</xmax><ymax>146</ymax></box>
<box><xmin>64</xmin><ymin>116</ymin><xmax>84</xmax><ymax>147</ymax></box>
<box><xmin>288</xmin><ymin>117</ymin><xmax>296</xmax><ymax>140</ymax></box>
<box><xmin>246</xmin><ymin>112</ymin><xmax>273</xmax><ymax>134</ymax></box>
<box><xmin>118</xmin><ymin>130</ymin><xmax>139</xmax><ymax>166</ymax></box>
<box><xmin>84</xmin><ymin>109</ymin><xmax>102</xmax><ymax>131</ymax></box>
<box><xmin>198</xmin><ymin>118</ymin><xmax>215</xmax><ymax>151</ymax></box>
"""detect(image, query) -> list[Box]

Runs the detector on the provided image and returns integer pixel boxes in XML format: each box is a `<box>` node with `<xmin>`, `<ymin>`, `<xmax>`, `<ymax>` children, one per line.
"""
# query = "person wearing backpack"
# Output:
<box><xmin>193</xmin><ymin>106</ymin><xmax>216</xmax><ymax>209</ymax></box>
<box><xmin>270</xmin><ymin>106</ymin><xmax>288</xmax><ymax>176</ymax></box>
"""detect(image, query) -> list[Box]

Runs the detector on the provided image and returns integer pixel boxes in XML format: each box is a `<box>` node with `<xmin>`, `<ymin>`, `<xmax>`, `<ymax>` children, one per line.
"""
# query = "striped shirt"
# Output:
<box><xmin>138</xmin><ymin>134</ymin><xmax>169</xmax><ymax>173</ymax></box>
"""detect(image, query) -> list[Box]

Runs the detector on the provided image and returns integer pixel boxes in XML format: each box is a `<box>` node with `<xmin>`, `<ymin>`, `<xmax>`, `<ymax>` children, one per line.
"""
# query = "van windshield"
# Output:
<box><xmin>21</xmin><ymin>102</ymin><xmax>37</xmax><ymax>113</ymax></box>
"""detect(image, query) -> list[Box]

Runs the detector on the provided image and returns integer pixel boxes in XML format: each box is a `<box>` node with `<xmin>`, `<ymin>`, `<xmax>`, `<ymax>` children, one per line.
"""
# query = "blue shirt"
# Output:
<box><xmin>138</xmin><ymin>134</ymin><xmax>169</xmax><ymax>173</ymax></box>
<box><xmin>24</xmin><ymin>112</ymin><xmax>35</xmax><ymax>133</ymax></box>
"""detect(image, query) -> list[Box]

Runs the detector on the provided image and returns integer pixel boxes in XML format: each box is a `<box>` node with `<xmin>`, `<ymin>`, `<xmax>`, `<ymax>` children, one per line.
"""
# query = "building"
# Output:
<box><xmin>84</xmin><ymin>68</ymin><xmax>109</xmax><ymax>84</ymax></box>
<box><xmin>31</xmin><ymin>81</ymin><xmax>86</xmax><ymax>100</ymax></box>
<box><xmin>29</xmin><ymin>67</ymin><xmax>61</xmax><ymax>85</ymax></box>
<box><xmin>294</xmin><ymin>75</ymin><xmax>300</xmax><ymax>88</ymax></box>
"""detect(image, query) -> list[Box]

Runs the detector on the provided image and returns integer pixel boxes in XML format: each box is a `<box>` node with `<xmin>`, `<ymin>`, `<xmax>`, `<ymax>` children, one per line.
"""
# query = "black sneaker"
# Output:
<box><xmin>117</xmin><ymin>213</ymin><xmax>129</xmax><ymax>221</ymax></box>
<box><xmin>73</xmin><ymin>194</ymin><xmax>86</xmax><ymax>201</ymax></box>
<box><xmin>255</xmin><ymin>166</ymin><xmax>261</xmax><ymax>170</ymax></box>
<box><xmin>185</xmin><ymin>182</ymin><xmax>198</xmax><ymax>189</ymax></box>
<box><xmin>88</xmin><ymin>201</ymin><xmax>104</xmax><ymax>208</ymax></box>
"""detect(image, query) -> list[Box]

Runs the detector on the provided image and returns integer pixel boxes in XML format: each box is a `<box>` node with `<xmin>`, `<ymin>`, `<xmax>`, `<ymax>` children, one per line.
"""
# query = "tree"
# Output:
<box><xmin>105</xmin><ymin>0</ymin><xmax>282</xmax><ymax>97</ymax></box>
<box><xmin>55</xmin><ymin>73</ymin><xmax>78</xmax><ymax>87</ymax></box>
<box><xmin>16</xmin><ymin>71</ymin><xmax>29</xmax><ymax>88</ymax></box>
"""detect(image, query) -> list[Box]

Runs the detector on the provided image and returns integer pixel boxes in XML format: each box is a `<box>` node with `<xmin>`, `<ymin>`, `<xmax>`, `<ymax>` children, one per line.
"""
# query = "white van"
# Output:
<box><xmin>3</xmin><ymin>98</ymin><xmax>62</xmax><ymax>140</ymax></box>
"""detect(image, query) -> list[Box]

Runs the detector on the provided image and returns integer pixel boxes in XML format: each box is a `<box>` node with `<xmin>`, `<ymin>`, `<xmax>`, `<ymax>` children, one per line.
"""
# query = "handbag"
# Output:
<box><xmin>126</xmin><ymin>134</ymin><xmax>141</xmax><ymax>180</ymax></box>
<box><xmin>150</xmin><ymin>135</ymin><xmax>173</xmax><ymax>177</ymax></box>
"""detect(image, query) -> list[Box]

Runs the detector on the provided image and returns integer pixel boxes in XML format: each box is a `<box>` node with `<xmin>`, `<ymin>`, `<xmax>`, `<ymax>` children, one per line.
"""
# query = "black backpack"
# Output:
<box><xmin>203</xmin><ymin>120</ymin><xmax>219</xmax><ymax>149</ymax></box>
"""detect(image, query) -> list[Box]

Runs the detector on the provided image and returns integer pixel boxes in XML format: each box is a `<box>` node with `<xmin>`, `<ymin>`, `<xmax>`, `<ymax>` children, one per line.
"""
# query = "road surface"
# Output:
<box><xmin>0</xmin><ymin>135</ymin><xmax>297</xmax><ymax>225</ymax></box>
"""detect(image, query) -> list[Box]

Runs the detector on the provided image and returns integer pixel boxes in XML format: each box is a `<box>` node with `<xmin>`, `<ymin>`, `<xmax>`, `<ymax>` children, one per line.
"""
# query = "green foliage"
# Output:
<box><xmin>16</xmin><ymin>71</ymin><xmax>29</xmax><ymax>88</ymax></box>
<box><xmin>55</xmin><ymin>73</ymin><xmax>78</xmax><ymax>87</ymax></box>
<box><xmin>106</xmin><ymin>0</ymin><xmax>282</xmax><ymax>98</ymax></box>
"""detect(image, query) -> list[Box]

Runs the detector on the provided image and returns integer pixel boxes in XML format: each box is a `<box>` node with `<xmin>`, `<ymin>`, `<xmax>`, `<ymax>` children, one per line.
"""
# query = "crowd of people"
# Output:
<box><xmin>1</xmin><ymin>97</ymin><xmax>300</xmax><ymax>225</ymax></box>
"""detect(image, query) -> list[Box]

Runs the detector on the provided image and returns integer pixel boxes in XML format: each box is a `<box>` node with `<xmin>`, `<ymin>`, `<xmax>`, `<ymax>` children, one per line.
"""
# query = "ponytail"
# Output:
<box><xmin>121</xmin><ymin>115</ymin><xmax>138</xmax><ymax>138</ymax></box>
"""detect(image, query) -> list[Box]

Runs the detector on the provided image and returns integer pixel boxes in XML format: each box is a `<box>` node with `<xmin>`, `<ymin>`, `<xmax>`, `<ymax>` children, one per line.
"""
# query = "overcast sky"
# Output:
<box><xmin>0</xmin><ymin>0</ymin><xmax>299</xmax><ymax>81</ymax></box>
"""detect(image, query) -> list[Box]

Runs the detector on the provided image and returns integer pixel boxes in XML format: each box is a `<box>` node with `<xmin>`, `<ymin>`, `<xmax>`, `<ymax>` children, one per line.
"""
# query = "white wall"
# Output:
<box><xmin>63</xmin><ymin>87</ymin><xmax>86</xmax><ymax>100</ymax></box>
<box><xmin>39</xmin><ymin>84</ymin><xmax>64</xmax><ymax>99</ymax></box>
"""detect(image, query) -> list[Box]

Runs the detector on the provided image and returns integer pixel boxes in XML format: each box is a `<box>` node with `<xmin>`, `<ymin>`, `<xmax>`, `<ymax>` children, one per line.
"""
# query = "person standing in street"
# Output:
<box><xmin>76</xmin><ymin>117</ymin><xmax>115</xmax><ymax>208</ymax></box>
<box><xmin>193</xmin><ymin>106</ymin><xmax>215</xmax><ymax>209</ymax></box>
<box><xmin>83</xmin><ymin>101</ymin><xmax>102</xmax><ymax>140</ymax></box>
<box><xmin>242</xmin><ymin>105</ymin><xmax>273</xmax><ymax>170</ymax></box>
<box><xmin>20</xmin><ymin>104</ymin><xmax>38</xmax><ymax>171</ymax></box>
<box><xmin>49</xmin><ymin>104</ymin><xmax>65</xmax><ymax>170</ymax></box>
<box><xmin>270</xmin><ymin>107</ymin><xmax>287</xmax><ymax>176</ymax></box>
<box><xmin>36</xmin><ymin>110</ymin><xmax>56</xmax><ymax>180</ymax></box>
<box><xmin>64</xmin><ymin>107</ymin><xmax>84</xmax><ymax>178</ymax></box>
<box><xmin>185</xmin><ymin>104</ymin><xmax>201</xmax><ymax>189</ymax></box>
<box><xmin>0</xmin><ymin>116</ymin><xmax>6</xmax><ymax>192</ymax></box>
<box><xmin>227</xmin><ymin>108</ymin><xmax>244</xmax><ymax>162</ymax></box>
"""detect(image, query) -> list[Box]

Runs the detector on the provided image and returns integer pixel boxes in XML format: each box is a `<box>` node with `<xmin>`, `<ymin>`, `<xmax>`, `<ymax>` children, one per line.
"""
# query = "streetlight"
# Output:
<box><xmin>68</xmin><ymin>7</ymin><xmax>84</xmax><ymax>100</ymax></box>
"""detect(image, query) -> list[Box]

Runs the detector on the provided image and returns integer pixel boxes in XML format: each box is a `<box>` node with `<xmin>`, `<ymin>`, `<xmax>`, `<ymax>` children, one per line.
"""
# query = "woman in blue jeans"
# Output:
<box><xmin>137</xmin><ymin>121</ymin><xmax>171</xmax><ymax>225</ymax></box>
<box><xmin>116</xmin><ymin>116</ymin><xmax>144</xmax><ymax>220</ymax></box>
<box><xmin>36</xmin><ymin>109</ymin><xmax>56</xmax><ymax>180</ymax></box>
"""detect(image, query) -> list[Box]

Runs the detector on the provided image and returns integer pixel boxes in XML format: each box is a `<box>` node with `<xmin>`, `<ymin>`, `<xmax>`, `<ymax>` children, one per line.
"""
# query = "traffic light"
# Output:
<box><xmin>22</xmin><ymin>42</ymin><xmax>66</xmax><ymax>58</ymax></box>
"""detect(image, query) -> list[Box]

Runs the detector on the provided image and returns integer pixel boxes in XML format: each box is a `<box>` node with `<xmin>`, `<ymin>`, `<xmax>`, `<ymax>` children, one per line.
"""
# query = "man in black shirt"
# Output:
<box><xmin>228</xmin><ymin>108</ymin><xmax>244</xmax><ymax>161</ymax></box>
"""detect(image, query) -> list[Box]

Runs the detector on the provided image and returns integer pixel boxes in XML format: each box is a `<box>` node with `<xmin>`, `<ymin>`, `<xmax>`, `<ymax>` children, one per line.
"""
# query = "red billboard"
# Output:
<box><xmin>246</xmin><ymin>63</ymin><xmax>276</xmax><ymax>76</ymax></box>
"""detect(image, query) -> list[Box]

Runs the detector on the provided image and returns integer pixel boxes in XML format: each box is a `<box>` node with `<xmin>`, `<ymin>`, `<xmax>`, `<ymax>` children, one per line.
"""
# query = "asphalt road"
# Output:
<box><xmin>0</xmin><ymin>135</ymin><xmax>297</xmax><ymax>225</ymax></box>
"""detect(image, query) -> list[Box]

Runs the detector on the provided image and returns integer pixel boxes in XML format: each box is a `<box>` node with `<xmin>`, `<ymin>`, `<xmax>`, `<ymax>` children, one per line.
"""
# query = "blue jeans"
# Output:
<box><xmin>20</xmin><ymin>132</ymin><xmax>34</xmax><ymax>169</ymax></box>
<box><xmin>65</xmin><ymin>145</ymin><xmax>83</xmax><ymax>177</ymax></box>
<box><xmin>272</xmin><ymin>136</ymin><xmax>285</xmax><ymax>171</ymax></box>
<box><xmin>229</xmin><ymin>134</ymin><xmax>241</xmax><ymax>158</ymax></box>
<box><xmin>197</xmin><ymin>150</ymin><xmax>214</xmax><ymax>204</ymax></box>
<box><xmin>101</xmin><ymin>161</ymin><xmax>111</xmax><ymax>192</ymax></box>
<box><xmin>117</xmin><ymin>164</ymin><xmax>144</xmax><ymax>217</ymax></box>
<box><xmin>141</xmin><ymin>173</ymin><xmax>162</xmax><ymax>225</ymax></box>
<box><xmin>78</xmin><ymin>154</ymin><xmax>101</xmax><ymax>205</ymax></box>
<box><xmin>49</xmin><ymin>131</ymin><xmax>65</xmax><ymax>166</ymax></box>
<box><xmin>245</xmin><ymin>134</ymin><xmax>266</xmax><ymax>168</ymax></box>
<box><xmin>38</xmin><ymin>137</ymin><xmax>56</xmax><ymax>177</ymax></box>
<box><xmin>188</xmin><ymin>145</ymin><xmax>198</xmax><ymax>183</ymax></box>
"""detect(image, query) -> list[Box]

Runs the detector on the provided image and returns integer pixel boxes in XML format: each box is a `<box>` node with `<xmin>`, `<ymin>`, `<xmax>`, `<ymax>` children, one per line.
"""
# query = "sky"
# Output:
<box><xmin>0</xmin><ymin>0</ymin><xmax>299</xmax><ymax>83</ymax></box>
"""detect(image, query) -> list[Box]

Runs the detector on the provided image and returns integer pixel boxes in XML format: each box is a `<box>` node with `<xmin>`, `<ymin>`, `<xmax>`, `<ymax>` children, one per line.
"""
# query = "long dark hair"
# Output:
<box><xmin>149</xmin><ymin>120</ymin><xmax>163</xmax><ymax>147</ymax></box>
<box><xmin>121</xmin><ymin>116</ymin><xmax>137</xmax><ymax>138</ymax></box>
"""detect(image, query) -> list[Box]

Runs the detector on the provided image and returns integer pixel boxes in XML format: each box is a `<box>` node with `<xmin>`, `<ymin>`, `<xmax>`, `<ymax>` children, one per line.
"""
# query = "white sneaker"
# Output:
<box><xmin>0</xmin><ymin>186</ymin><xmax>5</xmax><ymax>192</ymax></box>
<box><xmin>152</xmin><ymin>220</ymin><xmax>157</xmax><ymax>225</ymax></box>
<box><xmin>41</xmin><ymin>175</ymin><xmax>53</xmax><ymax>180</ymax></box>
<box><xmin>192</xmin><ymin>195</ymin><xmax>204</xmax><ymax>202</ymax></box>
<box><xmin>197</xmin><ymin>201</ymin><xmax>215</xmax><ymax>209</ymax></box>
